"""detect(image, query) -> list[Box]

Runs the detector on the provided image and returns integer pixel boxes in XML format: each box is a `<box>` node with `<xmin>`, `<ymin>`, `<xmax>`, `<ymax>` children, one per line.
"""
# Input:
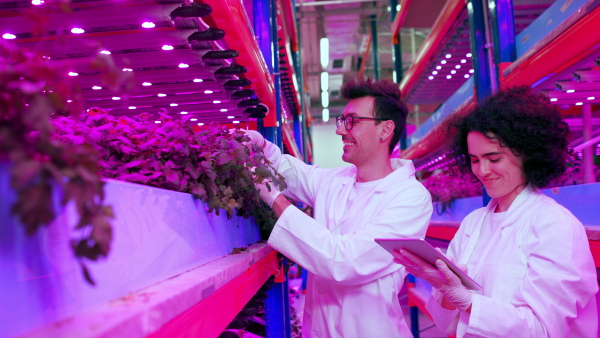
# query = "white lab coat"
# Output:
<box><xmin>426</xmin><ymin>186</ymin><xmax>598</xmax><ymax>337</ymax></box>
<box><xmin>263</xmin><ymin>142</ymin><xmax>433</xmax><ymax>337</ymax></box>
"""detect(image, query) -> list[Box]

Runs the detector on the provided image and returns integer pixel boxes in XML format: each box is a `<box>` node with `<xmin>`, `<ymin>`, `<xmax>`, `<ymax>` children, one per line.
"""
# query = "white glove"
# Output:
<box><xmin>255</xmin><ymin>180</ymin><xmax>281</xmax><ymax>208</ymax></box>
<box><xmin>393</xmin><ymin>249</ymin><xmax>472</xmax><ymax>311</ymax></box>
<box><xmin>241</xmin><ymin>129</ymin><xmax>266</xmax><ymax>148</ymax></box>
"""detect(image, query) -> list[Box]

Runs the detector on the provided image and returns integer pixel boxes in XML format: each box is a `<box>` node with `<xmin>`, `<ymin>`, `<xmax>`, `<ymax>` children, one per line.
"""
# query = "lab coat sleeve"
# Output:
<box><xmin>424</xmin><ymin>215</ymin><xmax>472</xmax><ymax>336</ymax></box>
<box><xmin>262</xmin><ymin>141</ymin><xmax>323</xmax><ymax>206</ymax></box>
<box><xmin>267</xmin><ymin>184</ymin><xmax>433</xmax><ymax>285</ymax></box>
<box><xmin>464</xmin><ymin>206</ymin><xmax>598</xmax><ymax>337</ymax></box>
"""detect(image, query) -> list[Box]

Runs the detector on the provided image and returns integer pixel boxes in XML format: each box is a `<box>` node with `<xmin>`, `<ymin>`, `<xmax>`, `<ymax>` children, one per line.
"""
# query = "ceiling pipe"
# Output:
<box><xmin>296</xmin><ymin>0</ymin><xmax>387</xmax><ymax>6</ymax></box>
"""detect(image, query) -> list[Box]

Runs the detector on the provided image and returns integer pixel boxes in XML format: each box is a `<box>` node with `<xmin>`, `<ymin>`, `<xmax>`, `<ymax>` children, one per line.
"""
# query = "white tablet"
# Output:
<box><xmin>375</xmin><ymin>238</ymin><xmax>483</xmax><ymax>291</ymax></box>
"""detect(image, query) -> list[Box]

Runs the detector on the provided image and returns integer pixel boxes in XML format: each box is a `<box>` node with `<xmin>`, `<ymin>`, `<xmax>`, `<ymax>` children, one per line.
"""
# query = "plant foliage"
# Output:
<box><xmin>51</xmin><ymin>111</ymin><xmax>286</xmax><ymax>229</ymax></box>
<box><xmin>0</xmin><ymin>40</ymin><xmax>116</xmax><ymax>285</ymax></box>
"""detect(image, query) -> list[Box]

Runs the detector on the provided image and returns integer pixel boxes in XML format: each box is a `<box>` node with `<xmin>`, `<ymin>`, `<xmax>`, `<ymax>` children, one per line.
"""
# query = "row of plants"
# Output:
<box><xmin>1</xmin><ymin>35</ymin><xmax>284</xmax><ymax>284</ymax></box>
<box><xmin>419</xmin><ymin>157</ymin><xmax>600</xmax><ymax>214</ymax></box>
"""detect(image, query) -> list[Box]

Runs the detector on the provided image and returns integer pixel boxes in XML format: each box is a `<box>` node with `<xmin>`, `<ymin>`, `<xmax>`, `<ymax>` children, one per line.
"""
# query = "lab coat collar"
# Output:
<box><xmin>466</xmin><ymin>185</ymin><xmax>541</xmax><ymax>238</ymax></box>
<box><xmin>340</xmin><ymin>158</ymin><xmax>416</xmax><ymax>191</ymax></box>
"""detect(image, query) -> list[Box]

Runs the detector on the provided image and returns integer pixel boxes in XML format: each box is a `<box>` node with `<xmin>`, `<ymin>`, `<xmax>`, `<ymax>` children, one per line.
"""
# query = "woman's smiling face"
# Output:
<box><xmin>467</xmin><ymin>131</ymin><xmax>526</xmax><ymax>211</ymax></box>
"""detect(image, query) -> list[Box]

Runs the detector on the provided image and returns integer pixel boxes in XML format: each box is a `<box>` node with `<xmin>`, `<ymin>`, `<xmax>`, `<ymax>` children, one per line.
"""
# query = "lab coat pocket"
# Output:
<box><xmin>478</xmin><ymin>264</ymin><xmax>527</xmax><ymax>301</ymax></box>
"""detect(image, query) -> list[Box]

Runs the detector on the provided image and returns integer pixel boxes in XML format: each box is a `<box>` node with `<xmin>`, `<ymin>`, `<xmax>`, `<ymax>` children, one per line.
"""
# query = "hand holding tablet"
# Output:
<box><xmin>375</xmin><ymin>238</ymin><xmax>483</xmax><ymax>292</ymax></box>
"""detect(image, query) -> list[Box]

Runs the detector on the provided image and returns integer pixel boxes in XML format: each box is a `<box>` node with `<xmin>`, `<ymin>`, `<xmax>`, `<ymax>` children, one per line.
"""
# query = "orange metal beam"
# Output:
<box><xmin>390</xmin><ymin>0</ymin><xmax>413</xmax><ymax>45</ymax></box>
<box><xmin>150</xmin><ymin>250</ymin><xmax>279</xmax><ymax>338</ymax></box>
<box><xmin>399</xmin><ymin>0</ymin><xmax>466</xmax><ymax>99</ymax></box>
<box><xmin>205</xmin><ymin>0</ymin><xmax>277</xmax><ymax>127</ymax></box>
<box><xmin>501</xmin><ymin>5</ymin><xmax>600</xmax><ymax>88</ymax></box>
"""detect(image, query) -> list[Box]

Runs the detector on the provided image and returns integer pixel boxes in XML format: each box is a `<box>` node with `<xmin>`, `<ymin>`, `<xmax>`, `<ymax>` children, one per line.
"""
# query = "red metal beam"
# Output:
<box><xmin>205</xmin><ymin>0</ymin><xmax>277</xmax><ymax>127</ymax></box>
<box><xmin>150</xmin><ymin>250</ymin><xmax>279</xmax><ymax>338</ymax></box>
<box><xmin>390</xmin><ymin>0</ymin><xmax>413</xmax><ymax>45</ymax></box>
<box><xmin>401</xmin><ymin>98</ymin><xmax>475</xmax><ymax>160</ymax></box>
<box><xmin>399</xmin><ymin>0</ymin><xmax>466</xmax><ymax>99</ymax></box>
<box><xmin>501</xmin><ymin>5</ymin><xmax>600</xmax><ymax>89</ymax></box>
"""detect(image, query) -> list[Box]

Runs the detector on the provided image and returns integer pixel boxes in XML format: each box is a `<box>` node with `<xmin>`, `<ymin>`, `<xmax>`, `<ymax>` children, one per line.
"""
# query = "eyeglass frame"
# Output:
<box><xmin>335</xmin><ymin>115</ymin><xmax>389</xmax><ymax>131</ymax></box>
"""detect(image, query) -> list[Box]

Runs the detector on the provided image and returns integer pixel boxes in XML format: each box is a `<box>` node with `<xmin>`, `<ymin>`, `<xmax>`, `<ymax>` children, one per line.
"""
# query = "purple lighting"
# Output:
<box><xmin>446</xmin><ymin>75</ymin><xmax>452</xmax><ymax>79</ymax></box>
<box><xmin>233</xmin><ymin>121</ymin><xmax>240</xmax><ymax>124</ymax></box>
<box><xmin>92</xmin><ymin>86</ymin><xmax>102</xmax><ymax>90</ymax></box>
<box><xmin>123</xmin><ymin>68</ymin><xmax>133</xmax><ymax>72</ymax></box>
<box><xmin>71</xmin><ymin>28</ymin><xmax>85</xmax><ymax>34</ymax></box>
<box><xmin>142</xmin><ymin>82</ymin><xmax>152</xmax><ymax>86</ymax></box>
<box><xmin>464</xmin><ymin>74</ymin><xmax>470</xmax><ymax>78</ymax></box>
<box><xmin>141</xmin><ymin>22</ymin><xmax>155</xmax><ymax>28</ymax></box>
<box><xmin>469</xmin><ymin>69</ymin><xmax>474</xmax><ymax>74</ymax></box>
<box><xmin>2</xmin><ymin>33</ymin><xmax>16</xmax><ymax>39</ymax></box>
<box><xmin>205</xmin><ymin>90</ymin><xmax>214</xmax><ymax>94</ymax></box>
<box><xmin>158</xmin><ymin>93</ymin><xmax>167</xmax><ymax>97</ymax></box>
<box><xmin>550</xmin><ymin>98</ymin><xmax>558</xmax><ymax>102</ymax></box>
<box><xmin>441</xmin><ymin>60</ymin><xmax>447</xmax><ymax>64</ymax></box>
<box><xmin>432</xmin><ymin>71</ymin><xmax>438</xmax><ymax>75</ymax></box>
<box><xmin>112</xmin><ymin>97</ymin><xmax>121</xmax><ymax>100</ymax></box>
<box><xmin>455</xmin><ymin>65</ymin><xmax>461</xmax><ymax>69</ymax></box>
<box><xmin>170</xmin><ymin>103</ymin><xmax>178</xmax><ymax>106</ymax></box>
<box><xmin>466</xmin><ymin>53</ymin><xmax>472</xmax><ymax>57</ymax></box>
<box><xmin>180</xmin><ymin>111</ymin><xmax>188</xmax><ymax>114</ymax></box>
<box><xmin>129</xmin><ymin>106</ymin><xmax>136</xmax><ymax>109</ymax></box>
<box><xmin>460</xmin><ymin>59</ymin><xmax>466</xmax><ymax>63</ymax></box>
<box><xmin>436</xmin><ymin>66</ymin><xmax>442</xmax><ymax>70</ymax></box>
<box><xmin>193</xmin><ymin>78</ymin><xmax>203</xmax><ymax>83</ymax></box>
<box><xmin>227</xmin><ymin>116</ymin><xmax>234</xmax><ymax>119</ymax></box>
<box><xmin>567</xmin><ymin>89</ymin><xmax>575</xmax><ymax>93</ymax></box>
<box><xmin>445</xmin><ymin>54</ymin><xmax>451</xmax><ymax>58</ymax></box>
<box><xmin>575</xmin><ymin>102</ymin><xmax>583</xmax><ymax>106</ymax></box>
<box><xmin>68</xmin><ymin>72</ymin><xmax>78</xmax><ymax>76</ymax></box>
<box><xmin>31</xmin><ymin>0</ymin><xmax>43</xmax><ymax>4</ymax></box>
<box><xmin>428</xmin><ymin>76</ymin><xmax>434</xmax><ymax>80</ymax></box>
<box><xmin>162</xmin><ymin>45</ymin><xmax>174</xmax><ymax>51</ymax></box>
<box><xmin>220</xmin><ymin>108</ymin><xmax>228</xmax><ymax>112</ymax></box>
<box><xmin>588</xmin><ymin>97</ymin><xmax>596</xmax><ymax>100</ymax></box>
<box><xmin>178</xmin><ymin>63</ymin><xmax>189</xmax><ymax>68</ymax></box>
<box><xmin>100</xmin><ymin>50</ymin><xmax>111</xmax><ymax>55</ymax></box>
<box><xmin>213</xmin><ymin>100</ymin><xmax>221</xmax><ymax>104</ymax></box>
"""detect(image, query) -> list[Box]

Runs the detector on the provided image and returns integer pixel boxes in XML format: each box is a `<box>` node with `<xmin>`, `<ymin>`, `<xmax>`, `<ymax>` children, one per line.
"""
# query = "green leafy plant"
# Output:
<box><xmin>0</xmin><ymin>40</ymin><xmax>116</xmax><ymax>284</ymax></box>
<box><xmin>51</xmin><ymin>110</ymin><xmax>286</xmax><ymax>230</ymax></box>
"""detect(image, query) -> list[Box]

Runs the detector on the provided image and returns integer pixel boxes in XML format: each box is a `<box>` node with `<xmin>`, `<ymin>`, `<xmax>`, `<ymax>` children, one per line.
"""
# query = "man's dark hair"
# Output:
<box><xmin>340</xmin><ymin>78</ymin><xmax>408</xmax><ymax>154</ymax></box>
<box><xmin>449</xmin><ymin>86</ymin><xmax>571</xmax><ymax>189</ymax></box>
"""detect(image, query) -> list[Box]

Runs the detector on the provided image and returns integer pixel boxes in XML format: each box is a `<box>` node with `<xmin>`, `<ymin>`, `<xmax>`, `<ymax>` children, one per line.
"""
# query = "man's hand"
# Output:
<box><xmin>393</xmin><ymin>249</ymin><xmax>472</xmax><ymax>311</ymax></box>
<box><xmin>255</xmin><ymin>180</ymin><xmax>281</xmax><ymax>208</ymax></box>
<box><xmin>241</xmin><ymin>129</ymin><xmax>266</xmax><ymax>149</ymax></box>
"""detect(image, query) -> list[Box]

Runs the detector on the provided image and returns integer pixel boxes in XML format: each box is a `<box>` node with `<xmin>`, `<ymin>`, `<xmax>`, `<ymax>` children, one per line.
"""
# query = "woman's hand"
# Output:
<box><xmin>393</xmin><ymin>249</ymin><xmax>473</xmax><ymax>311</ymax></box>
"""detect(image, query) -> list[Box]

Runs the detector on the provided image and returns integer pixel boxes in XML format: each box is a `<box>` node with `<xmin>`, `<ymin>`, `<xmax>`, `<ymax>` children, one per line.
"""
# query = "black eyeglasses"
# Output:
<box><xmin>335</xmin><ymin>115</ymin><xmax>388</xmax><ymax>131</ymax></box>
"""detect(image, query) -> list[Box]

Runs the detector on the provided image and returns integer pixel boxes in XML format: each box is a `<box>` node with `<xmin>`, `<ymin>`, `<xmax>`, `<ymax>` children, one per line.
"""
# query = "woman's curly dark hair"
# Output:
<box><xmin>449</xmin><ymin>86</ymin><xmax>571</xmax><ymax>189</ymax></box>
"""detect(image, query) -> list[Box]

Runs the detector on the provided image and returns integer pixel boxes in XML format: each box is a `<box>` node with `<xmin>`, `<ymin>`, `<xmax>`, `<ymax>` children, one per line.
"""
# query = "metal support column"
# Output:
<box><xmin>407</xmin><ymin>274</ymin><xmax>420</xmax><ymax>338</ymax></box>
<box><xmin>370</xmin><ymin>14</ymin><xmax>380</xmax><ymax>80</ymax></box>
<box><xmin>468</xmin><ymin>0</ymin><xmax>494</xmax><ymax>206</ymax></box>
<box><xmin>489</xmin><ymin>0</ymin><xmax>516</xmax><ymax>86</ymax></box>
<box><xmin>265</xmin><ymin>259</ymin><xmax>291</xmax><ymax>338</ymax></box>
<box><xmin>390</xmin><ymin>0</ymin><xmax>407</xmax><ymax>150</ymax></box>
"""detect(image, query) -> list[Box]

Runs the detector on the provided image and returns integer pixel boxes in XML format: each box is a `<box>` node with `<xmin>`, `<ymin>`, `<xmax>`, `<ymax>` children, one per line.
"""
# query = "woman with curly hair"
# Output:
<box><xmin>394</xmin><ymin>86</ymin><xmax>598</xmax><ymax>337</ymax></box>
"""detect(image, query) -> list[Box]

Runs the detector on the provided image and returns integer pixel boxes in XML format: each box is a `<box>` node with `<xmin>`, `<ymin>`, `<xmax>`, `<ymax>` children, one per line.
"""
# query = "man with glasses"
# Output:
<box><xmin>245</xmin><ymin>79</ymin><xmax>432</xmax><ymax>337</ymax></box>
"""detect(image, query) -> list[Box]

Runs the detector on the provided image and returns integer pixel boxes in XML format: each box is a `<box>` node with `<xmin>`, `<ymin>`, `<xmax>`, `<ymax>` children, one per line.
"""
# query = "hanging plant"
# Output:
<box><xmin>50</xmin><ymin>110</ymin><xmax>286</xmax><ymax>228</ymax></box>
<box><xmin>0</xmin><ymin>40</ymin><xmax>118</xmax><ymax>284</ymax></box>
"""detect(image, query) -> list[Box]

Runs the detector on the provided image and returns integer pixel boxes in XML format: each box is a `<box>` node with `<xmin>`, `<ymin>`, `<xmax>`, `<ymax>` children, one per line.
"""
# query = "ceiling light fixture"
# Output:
<box><xmin>158</xmin><ymin>93</ymin><xmax>166</xmax><ymax>97</ymax></box>
<box><xmin>71</xmin><ymin>28</ymin><xmax>85</xmax><ymax>34</ymax></box>
<box><xmin>162</xmin><ymin>45</ymin><xmax>174</xmax><ymax>50</ymax></box>
<box><xmin>2</xmin><ymin>33</ymin><xmax>16</xmax><ymax>39</ymax></box>
<box><xmin>220</xmin><ymin>108</ymin><xmax>228</xmax><ymax>112</ymax></box>
<box><xmin>193</xmin><ymin>78</ymin><xmax>203</xmax><ymax>83</ymax></box>
<box><xmin>100</xmin><ymin>50</ymin><xmax>111</xmax><ymax>55</ymax></box>
<box><xmin>142</xmin><ymin>82</ymin><xmax>152</xmax><ymax>86</ymax></box>
<box><xmin>178</xmin><ymin>63</ymin><xmax>189</xmax><ymax>68</ymax></box>
<box><xmin>321</xmin><ymin>91</ymin><xmax>329</xmax><ymax>108</ymax></box>
<box><xmin>320</xmin><ymin>37</ymin><xmax>329</xmax><ymax>69</ymax></box>
<box><xmin>213</xmin><ymin>100</ymin><xmax>221</xmax><ymax>104</ymax></box>
<box><xmin>129</xmin><ymin>106</ymin><xmax>136</xmax><ymax>109</ymax></box>
<box><xmin>321</xmin><ymin>72</ymin><xmax>329</xmax><ymax>92</ymax></box>
<box><xmin>322</xmin><ymin>108</ymin><xmax>329</xmax><ymax>122</ymax></box>
<box><xmin>204</xmin><ymin>90</ymin><xmax>213</xmax><ymax>94</ymax></box>
<box><xmin>68</xmin><ymin>72</ymin><xmax>78</xmax><ymax>76</ymax></box>
<box><xmin>92</xmin><ymin>86</ymin><xmax>102</xmax><ymax>90</ymax></box>
<box><xmin>170</xmin><ymin>103</ymin><xmax>178</xmax><ymax>106</ymax></box>
<box><xmin>141</xmin><ymin>22</ymin><xmax>155</xmax><ymax>28</ymax></box>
